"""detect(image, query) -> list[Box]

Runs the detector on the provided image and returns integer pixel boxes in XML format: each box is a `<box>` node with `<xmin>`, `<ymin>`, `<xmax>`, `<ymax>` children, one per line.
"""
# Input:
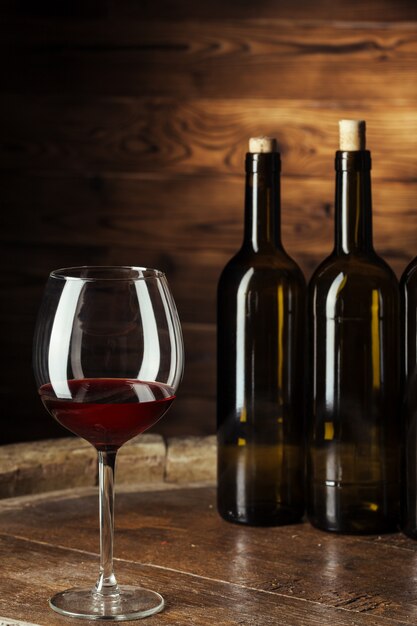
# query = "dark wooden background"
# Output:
<box><xmin>1</xmin><ymin>0</ymin><xmax>417</xmax><ymax>444</ymax></box>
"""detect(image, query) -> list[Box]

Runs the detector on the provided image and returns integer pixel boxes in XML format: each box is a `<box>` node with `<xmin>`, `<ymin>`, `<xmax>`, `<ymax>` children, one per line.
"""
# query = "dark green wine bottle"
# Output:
<box><xmin>217</xmin><ymin>136</ymin><xmax>306</xmax><ymax>526</ymax></box>
<box><xmin>401</xmin><ymin>259</ymin><xmax>417</xmax><ymax>538</ymax></box>
<box><xmin>307</xmin><ymin>120</ymin><xmax>400</xmax><ymax>533</ymax></box>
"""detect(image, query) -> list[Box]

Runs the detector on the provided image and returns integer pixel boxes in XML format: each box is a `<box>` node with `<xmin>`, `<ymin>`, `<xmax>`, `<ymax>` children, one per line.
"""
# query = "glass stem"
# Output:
<box><xmin>95</xmin><ymin>450</ymin><xmax>119</xmax><ymax>597</ymax></box>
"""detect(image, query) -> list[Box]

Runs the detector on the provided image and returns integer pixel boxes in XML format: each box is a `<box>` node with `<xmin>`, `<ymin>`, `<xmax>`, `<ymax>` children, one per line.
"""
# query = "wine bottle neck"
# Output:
<box><xmin>334</xmin><ymin>151</ymin><xmax>373</xmax><ymax>255</ymax></box>
<box><xmin>243</xmin><ymin>152</ymin><xmax>282</xmax><ymax>253</ymax></box>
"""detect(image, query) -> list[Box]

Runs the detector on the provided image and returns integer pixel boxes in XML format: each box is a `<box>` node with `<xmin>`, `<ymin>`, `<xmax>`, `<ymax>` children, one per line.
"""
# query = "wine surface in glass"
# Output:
<box><xmin>39</xmin><ymin>378</ymin><xmax>175</xmax><ymax>450</ymax></box>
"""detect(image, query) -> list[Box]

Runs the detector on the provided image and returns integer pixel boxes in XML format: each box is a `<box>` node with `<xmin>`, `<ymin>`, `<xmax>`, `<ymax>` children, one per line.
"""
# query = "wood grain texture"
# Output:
<box><xmin>2</xmin><ymin>172</ymin><xmax>416</xmax><ymax>259</ymax></box>
<box><xmin>1</xmin><ymin>97</ymin><xmax>417</xmax><ymax>180</ymax></box>
<box><xmin>1</xmin><ymin>485</ymin><xmax>417</xmax><ymax>624</ymax></box>
<box><xmin>0</xmin><ymin>535</ymin><xmax>402</xmax><ymax>626</ymax></box>
<box><xmin>2</xmin><ymin>20</ymin><xmax>417</xmax><ymax>99</ymax></box>
<box><xmin>1</xmin><ymin>1</ymin><xmax>417</xmax><ymax>442</ymax></box>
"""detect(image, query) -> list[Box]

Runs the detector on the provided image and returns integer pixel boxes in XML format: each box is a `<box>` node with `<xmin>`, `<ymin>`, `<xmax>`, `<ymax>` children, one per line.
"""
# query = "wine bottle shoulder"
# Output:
<box><xmin>308</xmin><ymin>253</ymin><xmax>399</xmax><ymax>320</ymax></box>
<box><xmin>218</xmin><ymin>253</ymin><xmax>306</xmax><ymax>294</ymax></box>
<box><xmin>219</xmin><ymin>249</ymin><xmax>305</xmax><ymax>287</ymax></box>
<box><xmin>309</xmin><ymin>252</ymin><xmax>398</xmax><ymax>293</ymax></box>
<box><xmin>401</xmin><ymin>256</ymin><xmax>417</xmax><ymax>288</ymax></box>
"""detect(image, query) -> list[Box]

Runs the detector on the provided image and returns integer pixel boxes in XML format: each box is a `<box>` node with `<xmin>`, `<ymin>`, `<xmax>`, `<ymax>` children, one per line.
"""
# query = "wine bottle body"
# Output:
<box><xmin>217</xmin><ymin>251</ymin><xmax>305</xmax><ymax>526</ymax></box>
<box><xmin>308</xmin><ymin>254</ymin><xmax>400</xmax><ymax>533</ymax></box>
<box><xmin>401</xmin><ymin>260</ymin><xmax>417</xmax><ymax>538</ymax></box>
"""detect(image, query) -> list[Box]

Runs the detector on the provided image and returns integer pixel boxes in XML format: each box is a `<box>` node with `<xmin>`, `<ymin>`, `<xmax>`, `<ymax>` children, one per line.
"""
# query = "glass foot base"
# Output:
<box><xmin>49</xmin><ymin>585</ymin><xmax>164</xmax><ymax>621</ymax></box>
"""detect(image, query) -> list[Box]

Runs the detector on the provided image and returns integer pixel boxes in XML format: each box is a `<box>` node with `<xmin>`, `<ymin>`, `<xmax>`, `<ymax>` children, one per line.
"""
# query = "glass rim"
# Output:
<box><xmin>49</xmin><ymin>266</ymin><xmax>166</xmax><ymax>282</ymax></box>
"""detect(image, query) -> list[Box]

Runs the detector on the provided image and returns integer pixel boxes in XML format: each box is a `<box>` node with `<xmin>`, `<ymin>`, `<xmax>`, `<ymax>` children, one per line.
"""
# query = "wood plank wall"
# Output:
<box><xmin>1</xmin><ymin>0</ymin><xmax>417</xmax><ymax>443</ymax></box>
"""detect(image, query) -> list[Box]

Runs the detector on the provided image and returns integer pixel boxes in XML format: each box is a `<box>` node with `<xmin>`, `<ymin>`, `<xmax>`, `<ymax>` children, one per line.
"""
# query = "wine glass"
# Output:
<box><xmin>33</xmin><ymin>266</ymin><xmax>184</xmax><ymax>620</ymax></box>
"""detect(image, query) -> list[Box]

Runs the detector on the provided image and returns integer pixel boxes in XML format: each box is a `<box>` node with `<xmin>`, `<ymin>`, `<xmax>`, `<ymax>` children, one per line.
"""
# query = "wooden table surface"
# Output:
<box><xmin>0</xmin><ymin>483</ymin><xmax>416</xmax><ymax>625</ymax></box>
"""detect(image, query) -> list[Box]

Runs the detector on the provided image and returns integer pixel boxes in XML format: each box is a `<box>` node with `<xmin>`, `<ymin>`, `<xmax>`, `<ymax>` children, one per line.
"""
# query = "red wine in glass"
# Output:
<box><xmin>33</xmin><ymin>266</ymin><xmax>184</xmax><ymax>620</ymax></box>
<box><xmin>39</xmin><ymin>378</ymin><xmax>175</xmax><ymax>451</ymax></box>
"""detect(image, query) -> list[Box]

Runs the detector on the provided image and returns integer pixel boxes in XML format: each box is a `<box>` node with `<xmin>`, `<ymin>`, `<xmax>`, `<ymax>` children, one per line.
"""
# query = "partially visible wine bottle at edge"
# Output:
<box><xmin>307</xmin><ymin>120</ymin><xmax>400</xmax><ymax>533</ymax></box>
<box><xmin>401</xmin><ymin>259</ymin><xmax>417</xmax><ymax>538</ymax></box>
<box><xmin>217</xmin><ymin>136</ymin><xmax>306</xmax><ymax>526</ymax></box>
